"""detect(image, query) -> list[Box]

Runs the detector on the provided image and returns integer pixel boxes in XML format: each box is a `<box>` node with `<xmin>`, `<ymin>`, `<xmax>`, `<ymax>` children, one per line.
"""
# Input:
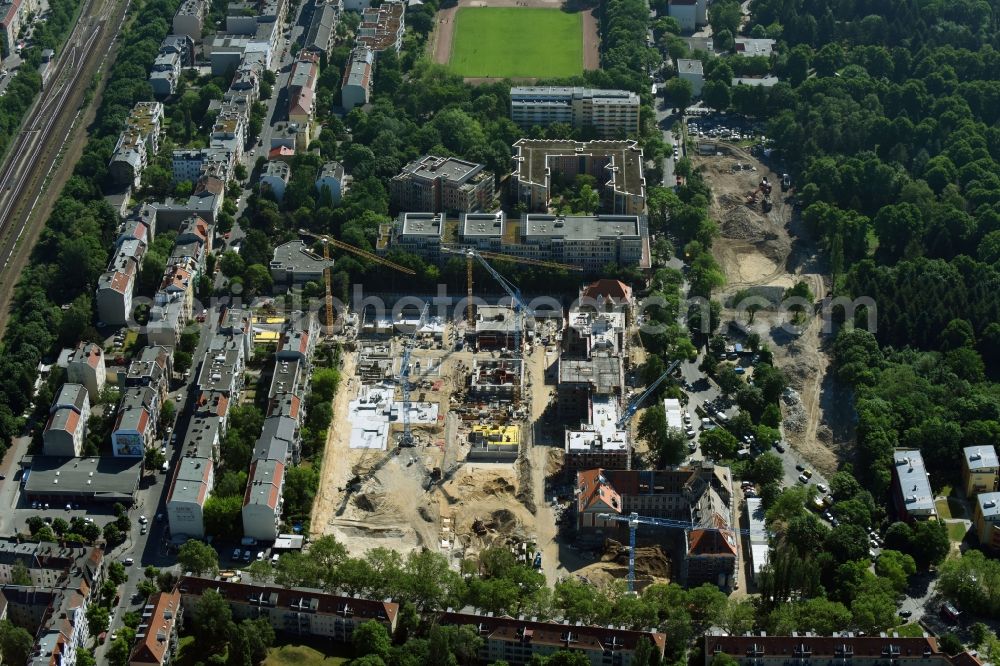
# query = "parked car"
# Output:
<box><xmin>816</xmin><ymin>483</ymin><xmax>828</xmax><ymax>494</ymax></box>
<box><xmin>232</xmin><ymin>548</ymin><xmax>241</xmax><ymax>560</ymax></box>
<box><xmin>774</xmin><ymin>442</ymin><xmax>785</xmax><ymax>453</ymax></box>
<box><xmin>797</xmin><ymin>474</ymin><xmax>809</xmax><ymax>484</ymax></box>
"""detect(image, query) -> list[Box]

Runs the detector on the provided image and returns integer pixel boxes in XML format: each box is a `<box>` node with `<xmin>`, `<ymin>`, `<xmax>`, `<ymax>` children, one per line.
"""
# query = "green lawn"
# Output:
<box><xmin>264</xmin><ymin>644</ymin><xmax>350</xmax><ymax>666</ymax></box>
<box><xmin>946</xmin><ymin>521</ymin><xmax>969</xmax><ymax>542</ymax></box>
<box><xmin>894</xmin><ymin>623</ymin><xmax>927</xmax><ymax>638</ymax></box>
<box><xmin>449</xmin><ymin>8</ymin><xmax>583</xmax><ymax>78</ymax></box>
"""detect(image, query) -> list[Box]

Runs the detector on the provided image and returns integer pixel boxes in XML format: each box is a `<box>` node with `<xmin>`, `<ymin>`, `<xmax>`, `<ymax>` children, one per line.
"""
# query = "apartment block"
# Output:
<box><xmin>66</xmin><ymin>342</ymin><xmax>105</xmax><ymax>399</ymax></box>
<box><xmin>891</xmin><ymin>449</ymin><xmax>937</xmax><ymax>521</ymax></box>
<box><xmin>287</xmin><ymin>52</ymin><xmax>320</xmax><ymax>148</ymax></box>
<box><xmin>270</xmin><ymin>240</ymin><xmax>334</xmax><ymax>288</ymax></box>
<box><xmin>557</xmin><ymin>355</ymin><xmax>623</xmax><ymax>422</ymax></box>
<box><xmin>677</xmin><ymin>58</ymin><xmax>704</xmax><ymax>97</ymax></box>
<box><xmin>128</xmin><ymin>590</ymin><xmax>183</xmax><ymax>666</ymax></box>
<box><xmin>668</xmin><ymin>0</ymin><xmax>698</xmax><ymax>31</ymax></box>
<box><xmin>260</xmin><ymin>160</ymin><xmax>291</xmax><ymax>202</ymax></box>
<box><xmin>356</xmin><ymin>1</ymin><xmax>404</xmax><ymax>53</ymax></box>
<box><xmin>109</xmin><ymin>102</ymin><xmax>163</xmax><ymax>187</ymax></box>
<box><xmin>167</xmin><ymin>456</ymin><xmax>215</xmax><ymax>539</ymax></box>
<box><xmin>0</xmin><ymin>0</ymin><xmax>38</xmax><ymax>58</ymax></box>
<box><xmin>303</xmin><ymin>0</ymin><xmax>339</xmax><ymax>55</ymax></box>
<box><xmin>242</xmin><ymin>459</ymin><xmax>284</xmax><ymax>541</ymax></box>
<box><xmin>512</xmin><ymin>139</ymin><xmax>646</xmax><ymax>216</ymax></box>
<box><xmin>315</xmin><ymin>161</ymin><xmax>345</xmax><ymax>203</ymax></box>
<box><xmin>563</xmin><ymin>311</ymin><xmax>625</xmax><ymax>358</ymax></box>
<box><xmin>440</xmin><ymin>611</ymin><xmax>666</xmax><ymax>666</ymax></box>
<box><xmin>150</xmin><ymin>50</ymin><xmax>181</xmax><ymax>97</ymax></box>
<box><xmin>565</xmin><ymin>395</ymin><xmax>629</xmax><ymax>471</ymax></box>
<box><xmin>576</xmin><ymin>464</ymin><xmax>736</xmax><ymax>589</ymax></box>
<box><xmin>510</xmin><ymin>87</ymin><xmax>640</xmax><ymax>137</ymax></box>
<box><xmin>390</xmin><ymin>155</ymin><xmax>495</xmax><ymax>214</ymax></box>
<box><xmin>43</xmin><ymin>384</ymin><xmax>90</xmax><ymax>458</ymax></box>
<box><xmin>97</xmin><ymin>236</ymin><xmax>145</xmax><ymax>327</ymax></box>
<box><xmin>704</xmin><ymin>633</ymin><xmax>951</xmax><ymax>666</ymax></box>
<box><xmin>341</xmin><ymin>45</ymin><xmax>373</xmax><ymax>111</ymax></box>
<box><xmin>385</xmin><ymin>212</ymin><xmax>445</xmax><ymax>261</ymax></box>
<box><xmin>111</xmin><ymin>386</ymin><xmax>159</xmax><ymax>457</ymax></box>
<box><xmin>962</xmin><ymin>445</ymin><xmax>999</xmax><ymax>497</ymax></box>
<box><xmin>173</xmin><ymin>0</ymin><xmax>204</xmax><ymax>40</ymax></box>
<box><xmin>178</xmin><ymin>576</ymin><xmax>399</xmax><ymax>640</ymax></box>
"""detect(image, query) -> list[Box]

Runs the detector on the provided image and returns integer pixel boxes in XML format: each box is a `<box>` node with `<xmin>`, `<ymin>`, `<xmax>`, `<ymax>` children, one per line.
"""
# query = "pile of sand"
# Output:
<box><xmin>721</xmin><ymin>206</ymin><xmax>773</xmax><ymax>241</ymax></box>
<box><xmin>601</xmin><ymin>539</ymin><xmax>671</xmax><ymax>579</ymax></box>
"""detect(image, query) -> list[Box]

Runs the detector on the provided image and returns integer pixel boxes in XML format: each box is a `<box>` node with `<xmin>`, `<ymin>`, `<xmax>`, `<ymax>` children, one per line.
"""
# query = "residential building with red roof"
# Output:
<box><xmin>703</xmin><ymin>632</ymin><xmax>959</xmax><ymax>666</ymax></box>
<box><xmin>42</xmin><ymin>384</ymin><xmax>91</xmax><ymax>458</ymax></box>
<box><xmin>439</xmin><ymin>610</ymin><xmax>666</xmax><ymax>666</ymax></box>
<box><xmin>576</xmin><ymin>463</ymin><xmax>737</xmax><ymax>589</ymax></box>
<box><xmin>178</xmin><ymin>576</ymin><xmax>399</xmax><ymax>640</ymax></box>
<box><xmin>129</xmin><ymin>590</ymin><xmax>182</xmax><ymax>666</ymax></box>
<box><xmin>66</xmin><ymin>342</ymin><xmax>106</xmax><ymax>399</ymax></box>
<box><xmin>242</xmin><ymin>459</ymin><xmax>284</xmax><ymax>540</ymax></box>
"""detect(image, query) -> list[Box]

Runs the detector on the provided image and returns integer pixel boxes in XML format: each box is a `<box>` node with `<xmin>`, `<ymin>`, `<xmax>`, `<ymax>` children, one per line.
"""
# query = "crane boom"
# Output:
<box><xmin>616</xmin><ymin>359</ymin><xmax>681</xmax><ymax>430</ymax></box>
<box><xmin>597</xmin><ymin>511</ymin><xmax>763</xmax><ymax>591</ymax></box>
<box><xmin>399</xmin><ymin>304</ymin><xmax>430</xmax><ymax>447</ymax></box>
<box><xmin>298</xmin><ymin>228</ymin><xmax>417</xmax><ymax>275</ymax></box>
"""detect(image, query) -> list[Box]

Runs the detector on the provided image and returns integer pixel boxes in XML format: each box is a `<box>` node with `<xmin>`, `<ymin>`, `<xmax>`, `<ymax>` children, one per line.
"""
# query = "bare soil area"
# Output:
<box><xmin>696</xmin><ymin>144</ymin><xmax>853</xmax><ymax>475</ymax></box>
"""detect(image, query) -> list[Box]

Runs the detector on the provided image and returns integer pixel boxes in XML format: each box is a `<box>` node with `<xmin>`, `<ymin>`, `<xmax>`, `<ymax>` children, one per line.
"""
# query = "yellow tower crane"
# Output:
<box><xmin>298</xmin><ymin>229</ymin><xmax>416</xmax><ymax>332</ymax></box>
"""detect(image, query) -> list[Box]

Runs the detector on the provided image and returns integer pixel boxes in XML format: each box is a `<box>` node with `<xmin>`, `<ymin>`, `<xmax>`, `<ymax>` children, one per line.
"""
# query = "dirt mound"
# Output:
<box><xmin>353</xmin><ymin>492</ymin><xmax>381</xmax><ymax>513</ymax></box>
<box><xmin>485</xmin><ymin>477</ymin><xmax>516</xmax><ymax>495</ymax></box>
<box><xmin>601</xmin><ymin>539</ymin><xmax>671</xmax><ymax>579</ymax></box>
<box><xmin>491</xmin><ymin>508</ymin><xmax>518</xmax><ymax>531</ymax></box>
<box><xmin>721</xmin><ymin>205</ymin><xmax>775</xmax><ymax>241</ymax></box>
<box><xmin>782</xmin><ymin>388</ymin><xmax>807</xmax><ymax>433</ymax></box>
<box><xmin>719</xmin><ymin>192</ymin><xmax>746</xmax><ymax>210</ymax></box>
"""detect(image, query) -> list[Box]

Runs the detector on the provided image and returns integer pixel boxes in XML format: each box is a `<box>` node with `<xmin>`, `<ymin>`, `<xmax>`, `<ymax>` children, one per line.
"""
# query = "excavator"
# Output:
<box><xmin>745</xmin><ymin>177</ymin><xmax>773</xmax><ymax>212</ymax></box>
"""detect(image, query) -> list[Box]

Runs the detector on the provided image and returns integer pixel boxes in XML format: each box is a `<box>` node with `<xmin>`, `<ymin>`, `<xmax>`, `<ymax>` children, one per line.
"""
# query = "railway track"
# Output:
<box><xmin>0</xmin><ymin>0</ymin><xmax>130</xmax><ymax>313</ymax></box>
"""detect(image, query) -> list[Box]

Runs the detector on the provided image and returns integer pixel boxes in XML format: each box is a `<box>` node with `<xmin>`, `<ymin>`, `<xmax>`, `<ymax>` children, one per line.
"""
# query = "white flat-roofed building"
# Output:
<box><xmin>677</xmin><ymin>58</ymin><xmax>704</xmax><ymax>96</ymax></box>
<box><xmin>521</xmin><ymin>214</ymin><xmax>646</xmax><ymax>270</ymax></box>
<box><xmin>746</xmin><ymin>496</ymin><xmax>769</xmax><ymax>581</ymax></box>
<box><xmin>962</xmin><ymin>445</ymin><xmax>999</xmax><ymax>497</ymax></box>
<box><xmin>664</xmin><ymin>398</ymin><xmax>684</xmax><ymax>432</ymax></box>
<box><xmin>167</xmin><ymin>457</ymin><xmax>214</xmax><ymax>539</ymax></box>
<box><xmin>734</xmin><ymin>37</ymin><xmax>775</xmax><ymax>58</ymax></box>
<box><xmin>565</xmin><ymin>395</ymin><xmax>629</xmax><ymax>470</ymax></box>
<box><xmin>259</xmin><ymin>160</ymin><xmax>290</xmax><ymax>202</ymax></box>
<box><xmin>386</xmin><ymin>212</ymin><xmax>445</xmax><ymax>260</ymax></box>
<box><xmin>892</xmin><ymin>449</ymin><xmax>937</xmax><ymax>521</ymax></box>
<box><xmin>510</xmin><ymin>86</ymin><xmax>640</xmax><ymax>137</ymax></box>
<box><xmin>315</xmin><ymin>161</ymin><xmax>345</xmax><ymax>202</ymax></box>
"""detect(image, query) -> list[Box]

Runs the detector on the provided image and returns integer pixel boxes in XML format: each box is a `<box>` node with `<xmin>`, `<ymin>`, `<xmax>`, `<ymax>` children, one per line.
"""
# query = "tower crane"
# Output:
<box><xmin>597</xmin><ymin>511</ymin><xmax>767</xmax><ymax>591</ymax></box>
<box><xmin>441</xmin><ymin>247</ymin><xmax>582</xmax><ymax>353</ymax></box>
<box><xmin>398</xmin><ymin>303</ymin><xmax>429</xmax><ymax>447</ymax></box>
<box><xmin>298</xmin><ymin>229</ymin><xmax>416</xmax><ymax>332</ymax></box>
<box><xmin>616</xmin><ymin>359</ymin><xmax>681</xmax><ymax>470</ymax></box>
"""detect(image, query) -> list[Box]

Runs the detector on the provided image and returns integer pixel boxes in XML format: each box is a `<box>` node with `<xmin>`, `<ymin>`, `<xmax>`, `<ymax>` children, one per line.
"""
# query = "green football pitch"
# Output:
<box><xmin>448</xmin><ymin>7</ymin><xmax>584</xmax><ymax>78</ymax></box>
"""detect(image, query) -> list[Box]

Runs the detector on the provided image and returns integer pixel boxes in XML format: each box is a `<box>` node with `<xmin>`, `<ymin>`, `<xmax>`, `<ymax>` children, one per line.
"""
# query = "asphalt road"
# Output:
<box><xmin>655</xmin><ymin>101</ymin><xmax>678</xmax><ymax>188</ymax></box>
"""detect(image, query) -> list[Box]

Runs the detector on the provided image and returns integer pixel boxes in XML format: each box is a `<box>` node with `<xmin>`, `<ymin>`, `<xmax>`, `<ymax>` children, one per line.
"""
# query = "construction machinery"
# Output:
<box><xmin>398</xmin><ymin>303</ymin><xmax>429</xmax><ymax>447</ymax></box>
<box><xmin>441</xmin><ymin>247</ymin><xmax>582</xmax><ymax>353</ymax></box>
<box><xmin>598</xmin><ymin>511</ymin><xmax>766</xmax><ymax>591</ymax></box>
<box><xmin>298</xmin><ymin>229</ymin><xmax>417</xmax><ymax>332</ymax></box>
<box><xmin>616</xmin><ymin>359</ymin><xmax>681</xmax><ymax>470</ymax></box>
<box><xmin>745</xmin><ymin>177</ymin><xmax>773</xmax><ymax>212</ymax></box>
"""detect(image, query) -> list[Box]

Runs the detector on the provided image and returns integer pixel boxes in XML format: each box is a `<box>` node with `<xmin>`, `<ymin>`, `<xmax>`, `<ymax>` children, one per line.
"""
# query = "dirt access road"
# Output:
<box><xmin>428</xmin><ymin>0</ymin><xmax>600</xmax><ymax>80</ymax></box>
<box><xmin>696</xmin><ymin>144</ymin><xmax>850</xmax><ymax>476</ymax></box>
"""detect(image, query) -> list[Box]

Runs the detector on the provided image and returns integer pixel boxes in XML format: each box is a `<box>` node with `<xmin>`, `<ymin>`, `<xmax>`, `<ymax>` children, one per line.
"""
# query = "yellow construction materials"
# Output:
<box><xmin>471</xmin><ymin>424</ymin><xmax>519</xmax><ymax>447</ymax></box>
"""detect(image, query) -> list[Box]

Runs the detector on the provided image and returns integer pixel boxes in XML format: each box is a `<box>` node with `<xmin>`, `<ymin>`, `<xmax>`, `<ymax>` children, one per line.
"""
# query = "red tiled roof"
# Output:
<box><xmin>582</xmin><ymin>279</ymin><xmax>633</xmax><ymax>304</ymax></box>
<box><xmin>179</xmin><ymin>575</ymin><xmax>399</xmax><ymax>626</ymax></box>
<box><xmin>129</xmin><ymin>590</ymin><xmax>181</xmax><ymax>665</ymax></box>
<box><xmin>688</xmin><ymin>528</ymin><xmax>736</xmax><ymax>557</ymax></box>
<box><xmin>705</xmin><ymin>635</ymin><xmax>942</xmax><ymax>662</ymax></box>
<box><xmin>576</xmin><ymin>469</ymin><xmax>623</xmax><ymax>514</ymax></box>
<box><xmin>441</xmin><ymin>611</ymin><xmax>666</xmax><ymax>655</ymax></box>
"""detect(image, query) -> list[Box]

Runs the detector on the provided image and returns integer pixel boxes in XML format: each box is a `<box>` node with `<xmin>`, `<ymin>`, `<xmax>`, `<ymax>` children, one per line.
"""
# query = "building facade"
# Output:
<box><xmin>962</xmin><ymin>445</ymin><xmax>999</xmax><ymax>497</ymax></box>
<box><xmin>389</xmin><ymin>155</ymin><xmax>494</xmax><ymax>214</ymax></box>
<box><xmin>510</xmin><ymin>87</ymin><xmax>640</xmax><ymax>137</ymax></box>
<box><xmin>43</xmin><ymin>384</ymin><xmax>91</xmax><ymax>458</ymax></box>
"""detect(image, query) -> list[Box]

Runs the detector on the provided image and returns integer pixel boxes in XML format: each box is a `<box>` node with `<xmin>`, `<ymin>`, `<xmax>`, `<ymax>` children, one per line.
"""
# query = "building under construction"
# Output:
<box><xmin>468</xmin><ymin>424</ymin><xmax>519</xmax><ymax>462</ymax></box>
<box><xmin>468</xmin><ymin>305</ymin><xmax>532</xmax><ymax>351</ymax></box>
<box><xmin>469</xmin><ymin>359</ymin><xmax>524</xmax><ymax>402</ymax></box>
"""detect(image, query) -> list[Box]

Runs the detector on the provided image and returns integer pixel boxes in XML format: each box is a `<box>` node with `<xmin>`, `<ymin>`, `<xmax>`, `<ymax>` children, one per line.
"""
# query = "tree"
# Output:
<box><xmin>10</xmin><ymin>560</ymin><xmax>31</xmax><ymax>585</ymax></box>
<box><xmin>160</xmin><ymin>399</ymin><xmax>176</xmax><ymax>426</ymax></box>
<box><xmin>751</xmin><ymin>452</ymin><xmax>784</xmax><ymax>485</ymax></box>
<box><xmin>354</xmin><ymin>620</ymin><xmax>392</xmax><ymax>660</ymax></box>
<box><xmin>699</xmin><ymin>428</ymin><xmax>740</xmax><ymax>460</ymax></box>
<box><xmin>177</xmin><ymin>539</ymin><xmax>219</xmax><ymax>576</ymax></box>
<box><xmin>0</xmin><ymin>621</ymin><xmax>34</xmax><ymax>666</ymax></box>
<box><xmin>664</xmin><ymin>77</ymin><xmax>693</xmax><ymax>109</ymax></box>
<box><xmin>940</xmin><ymin>634</ymin><xmax>965</xmax><ymax>656</ymax></box>
<box><xmin>192</xmin><ymin>589</ymin><xmax>234</xmax><ymax>653</ymax></box>
<box><xmin>719</xmin><ymin>598</ymin><xmax>756</xmax><ymax>635</ymax></box>
<box><xmin>108</xmin><ymin>560</ymin><xmax>128</xmax><ymax>585</ymax></box>
<box><xmin>875</xmin><ymin>550</ymin><xmax>916</xmax><ymax>593</ymax></box>
<box><xmin>702</xmin><ymin>80</ymin><xmax>732</xmax><ymax>110</ymax></box>
<box><xmin>86</xmin><ymin>604</ymin><xmax>110</xmax><ymax>634</ymax></box>
<box><xmin>638</xmin><ymin>406</ymin><xmax>685</xmax><ymax>466</ymax></box>
<box><xmin>909</xmin><ymin>520</ymin><xmax>950</xmax><ymax>569</ymax></box>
